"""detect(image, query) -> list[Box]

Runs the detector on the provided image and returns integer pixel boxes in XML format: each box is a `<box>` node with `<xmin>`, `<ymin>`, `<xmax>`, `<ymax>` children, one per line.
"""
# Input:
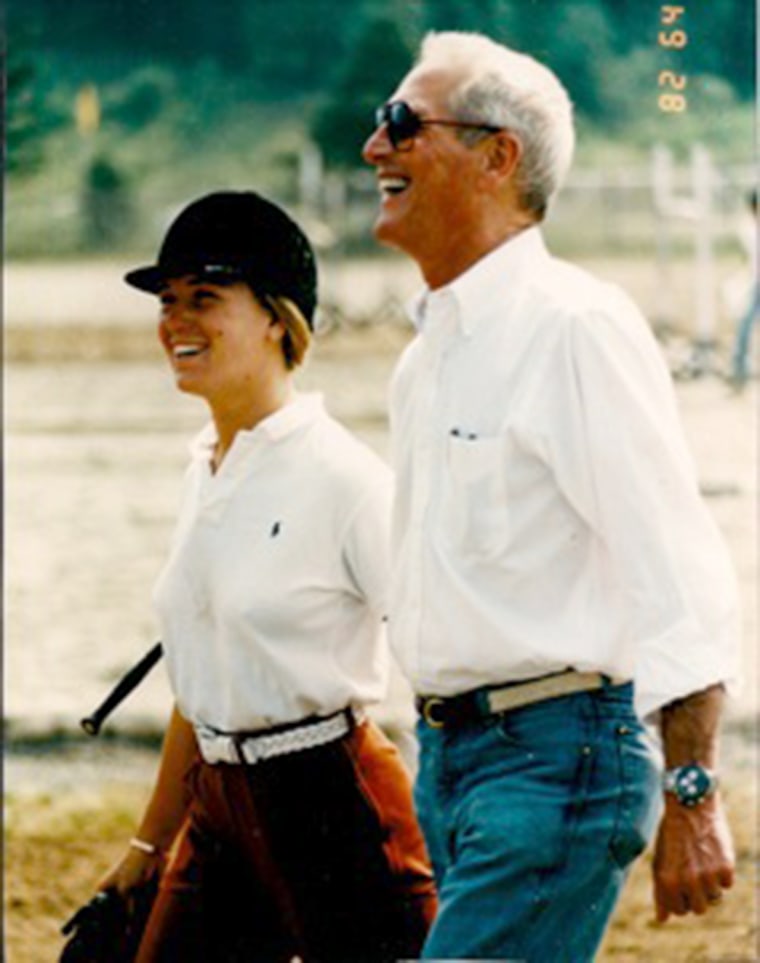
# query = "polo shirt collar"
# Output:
<box><xmin>408</xmin><ymin>226</ymin><xmax>549</xmax><ymax>337</ymax></box>
<box><xmin>190</xmin><ymin>392</ymin><xmax>325</xmax><ymax>460</ymax></box>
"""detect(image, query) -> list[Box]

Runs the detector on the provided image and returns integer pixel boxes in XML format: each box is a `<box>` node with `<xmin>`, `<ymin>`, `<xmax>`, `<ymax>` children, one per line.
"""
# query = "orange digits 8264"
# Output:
<box><xmin>658</xmin><ymin>5</ymin><xmax>687</xmax><ymax>113</ymax></box>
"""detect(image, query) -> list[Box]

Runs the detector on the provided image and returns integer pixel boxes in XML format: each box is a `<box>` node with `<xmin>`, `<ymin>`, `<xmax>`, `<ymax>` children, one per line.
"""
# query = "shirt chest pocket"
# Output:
<box><xmin>440</xmin><ymin>433</ymin><xmax>509</xmax><ymax>560</ymax></box>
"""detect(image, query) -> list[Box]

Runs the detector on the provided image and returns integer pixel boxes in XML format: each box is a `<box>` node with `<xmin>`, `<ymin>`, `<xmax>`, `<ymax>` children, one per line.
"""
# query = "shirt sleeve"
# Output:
<box><xmin>341</xmin><ymin>468</ymin><xmax>394</xmax><ymax>619</ymax></box>
<box><xmin>535</xmin><ymin>291</ymin><xmax>741</xmax><ymax>721</ymax></box>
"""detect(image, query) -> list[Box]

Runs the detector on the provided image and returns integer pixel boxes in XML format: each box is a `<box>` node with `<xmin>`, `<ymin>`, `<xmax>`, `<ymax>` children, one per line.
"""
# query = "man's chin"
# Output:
<box><xmin>373</xmin><ymin>214</ymin><xmax>406</xmax><ymax>251</ymax></box>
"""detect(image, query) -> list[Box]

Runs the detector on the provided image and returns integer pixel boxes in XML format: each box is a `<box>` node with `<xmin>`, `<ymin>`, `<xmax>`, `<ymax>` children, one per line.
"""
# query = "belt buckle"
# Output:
<box><xmin>422</xmin><ymin>697</ymin><xmax>446</xmax><ymax>728</ymax></box>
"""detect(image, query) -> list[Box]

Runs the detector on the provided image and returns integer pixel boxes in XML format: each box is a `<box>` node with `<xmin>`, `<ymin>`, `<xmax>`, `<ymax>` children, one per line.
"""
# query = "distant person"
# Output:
<box><xmin>730</xmin><ymin>188</ymin><xmax>759</xmax><ymax>389</ymax></box>
<box><xmin>362</xmin><ymin>31</ymin><xmax>740</xmax><ymax>961</ymax></box>
<box><xmin>91</xmin><ymin>191</ymin><xmax>436</xmax><ymax>962</ymax></box>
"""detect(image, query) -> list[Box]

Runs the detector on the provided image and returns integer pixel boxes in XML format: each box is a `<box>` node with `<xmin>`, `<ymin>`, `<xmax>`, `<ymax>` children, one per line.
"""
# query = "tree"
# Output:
<box><xmin>4</xmin><ymin>23</ymin><xmax>61</xmax><ymax>176</ymax></box>
<box><xmin>423</xmin><ymin>0</ymin><xmax>500</xmax><ymax>33</ymax></box>
<box><xmin>310</xmin><ymin>15</ymin><xmax>414</xmax><ymax>169</ymax></box>
<box><xmin>544</xmin><ymin>1</ymin><xmax>617</xmax><ymax>120</ymax></box>
<box><xmin>80</xmin><ymin>153</ymin><xmax>135</xmax><ymax>250</ymax></box>
<box><xmin>681</xmin><ymin>3</ymin><xmax>755</xmax><ymax>100</ymax></box>
<box><xmin>240</xmin><ymin>0</ymin><xmax>361</xmax><ymax>99</ymax></box>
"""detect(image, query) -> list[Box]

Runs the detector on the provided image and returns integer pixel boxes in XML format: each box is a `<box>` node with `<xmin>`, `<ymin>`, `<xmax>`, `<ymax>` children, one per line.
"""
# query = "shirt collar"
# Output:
<box><xmin>408</xmin><ymin>226</ymin><xmax>549</xmax><ymax>337</ymax></box>
<box><xmin>190</xmin><ymin>392</ymin><xmax>325</xmax><ymax>459</ymax></box>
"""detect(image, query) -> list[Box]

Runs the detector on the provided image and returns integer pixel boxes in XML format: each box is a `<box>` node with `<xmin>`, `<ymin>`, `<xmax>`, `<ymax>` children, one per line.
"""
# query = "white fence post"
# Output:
<box><xmin>691</xmin><ymin>144</ymin><xmax>717</xmax><ymax>350</ymax></box>
<box><xmin>299</xmin><ymin>142</ymin><xmax>324</xmax><ymax>216</ymax></box>
<box><xmin>652</xmin><ymin>145</ymin><xmax>677</xmax><ymax>329</ymax></box>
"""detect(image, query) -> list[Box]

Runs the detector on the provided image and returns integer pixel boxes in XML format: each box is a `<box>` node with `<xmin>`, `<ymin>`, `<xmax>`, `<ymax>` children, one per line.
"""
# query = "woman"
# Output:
<box><xmin>98</xmin><ymin>191</ymin><xmax>436</xmax><ymax>962</ymax></box>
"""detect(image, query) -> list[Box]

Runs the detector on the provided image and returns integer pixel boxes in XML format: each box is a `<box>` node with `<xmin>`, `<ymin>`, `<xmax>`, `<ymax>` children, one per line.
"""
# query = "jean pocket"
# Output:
<box><xmin>491</xmin><ymin>713</ymin><xmax>523</xmax><ymax>749</ymax></box>
<box><xmin>609</xmin><ymin>722</ymin><xmax>660</xmax><ymax>869</ymax></box>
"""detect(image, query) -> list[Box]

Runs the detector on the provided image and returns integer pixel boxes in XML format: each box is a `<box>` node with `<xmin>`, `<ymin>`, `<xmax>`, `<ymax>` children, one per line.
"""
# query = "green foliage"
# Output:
<box><xmin>5</xmin><ymin>54</ymin><xmax>44</xmax><ymax>175</ymax></box>
<box><xmin>12</xmin><ymin>0</ymin><xmax>755</xmax><ymax>135</ymax></box>
<box><xmin>542</xmin><ymin>1</ymin><xmax>617</xmax><ymax>119</ymax></box>
<box><xmin>105</xmin><ymin>67</ymin><xmax>178</xmax><ymax>130</ymax></box>
<box><xmin>240</xmin><ymin>0</ymin><xmax>363</xmax><ymax>98</ymax></box>
<box><xmin>6</xmin><ymin>0</ymin><xmax>754</xmax><ymax>258</ymax></box>
<box><xmin>423</xmin><ymin>0</ymin><xmax>502</xmax><ymax>33</ymax></box>
<box><xmin>680</xmin><ymin>3</ymin><xmax>755</xmax><ymax>100</ymax></box>
<box><xmin>310</xmin><ymin>16</ymin><xmax>415</xmax><ymax>169</ymax></box>
<box><xmin>5</xmin><ymin>23</ymin><xmax>64</xmax><ymax>176</ymax></box>
<box><xmin>80</xmin><ymin>154</ymin><xmax>136</xmax><ymax>251</ymax></box>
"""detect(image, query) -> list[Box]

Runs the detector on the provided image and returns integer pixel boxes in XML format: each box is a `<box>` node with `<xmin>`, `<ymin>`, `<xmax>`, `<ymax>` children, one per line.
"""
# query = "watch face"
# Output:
<box><xmin>675</xmin><ymin>765</ymin><xmax>712</xmax><ymax>806</ymax></box>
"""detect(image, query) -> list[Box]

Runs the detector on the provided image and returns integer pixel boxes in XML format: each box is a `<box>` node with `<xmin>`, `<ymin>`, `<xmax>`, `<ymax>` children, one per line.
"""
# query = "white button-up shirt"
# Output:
<box><xmin>154</xmin><ymin>393</ymin><xmax>392</xmax><ymax>731</ymax></box>
<box><xmin>389</xmin><ymin>228</ymin><xmax>740</xmax><ymax>721</ymax></box>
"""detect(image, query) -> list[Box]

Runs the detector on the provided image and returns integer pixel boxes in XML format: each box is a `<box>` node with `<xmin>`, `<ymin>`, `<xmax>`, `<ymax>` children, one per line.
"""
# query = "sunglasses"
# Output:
<box><xmin>374</xmin><ymin>100</ymin><xmax>502</xmax><ymax>151</ymax></box>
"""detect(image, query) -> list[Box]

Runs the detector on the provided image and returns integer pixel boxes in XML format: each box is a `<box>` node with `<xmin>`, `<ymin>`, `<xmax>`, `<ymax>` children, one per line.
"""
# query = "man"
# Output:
<box><xmin>363</xmin><ymin>31</ymin><xmax>740</xmax><ymax>962</ymax></box>
<box><xmin>730</xmin><ymin>188</ymin><xmax>758</xmax><ymax>390</ymax></box>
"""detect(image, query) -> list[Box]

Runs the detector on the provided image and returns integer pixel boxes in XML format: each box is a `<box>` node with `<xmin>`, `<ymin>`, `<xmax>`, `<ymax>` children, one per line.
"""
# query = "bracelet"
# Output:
<box><xmin>129</xmin><ymin>837</ymin><xmax>160</xmax><ymax>856</ymax></box>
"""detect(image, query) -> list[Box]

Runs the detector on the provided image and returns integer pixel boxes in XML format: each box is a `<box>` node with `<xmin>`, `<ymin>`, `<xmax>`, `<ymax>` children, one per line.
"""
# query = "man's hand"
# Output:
<box><xmin>652</xmin><ymin>795</ymin><xmax>735</xmax><ymax>921</ymax></box>
<box><xmin>655</xmin><ymin>683</ymin><xmax>735</xmax><ymax>922</ymax></box>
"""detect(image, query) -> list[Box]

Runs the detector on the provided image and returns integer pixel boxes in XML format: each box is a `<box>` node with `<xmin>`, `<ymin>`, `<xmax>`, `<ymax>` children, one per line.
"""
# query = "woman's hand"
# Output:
<box><xmin>97</xmin><ymin>845</ymin><xmax>164</xmax><ymax>907</ymax></box>
<box><xmin>91</xmin><ymin>706</ymin><xmax>197</xmax><ymax>910</ymax></box>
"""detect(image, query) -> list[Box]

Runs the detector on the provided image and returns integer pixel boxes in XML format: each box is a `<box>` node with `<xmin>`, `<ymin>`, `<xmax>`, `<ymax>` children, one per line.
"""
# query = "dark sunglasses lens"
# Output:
<box><xmin>376</xmin><ymin>102</ymin><xmax>420</xmax><ymax>148</ymax></box>
<box><xmin>390</xmin><ymin>102</ymin><xmax>421</xmax><ymax>146</ymax></box>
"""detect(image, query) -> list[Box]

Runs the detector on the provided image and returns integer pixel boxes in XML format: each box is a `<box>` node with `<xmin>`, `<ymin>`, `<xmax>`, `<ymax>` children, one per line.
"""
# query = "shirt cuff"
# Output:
<box><xmin>633</xmin><ymin>612</ymin><xmax>742</xmax><ymax>723</ymax></box>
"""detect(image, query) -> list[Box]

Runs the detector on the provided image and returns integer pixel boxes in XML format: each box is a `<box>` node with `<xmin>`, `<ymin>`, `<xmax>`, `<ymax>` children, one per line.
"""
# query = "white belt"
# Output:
<box><xmin>417</xmin><ymin>670</ymin><xmax>629</xmax><ymax>728</ymax></box>
<box><xmin>195</xmin><ymin>708</ymin><xmax>359</xmax><ymax>765</ymax></box>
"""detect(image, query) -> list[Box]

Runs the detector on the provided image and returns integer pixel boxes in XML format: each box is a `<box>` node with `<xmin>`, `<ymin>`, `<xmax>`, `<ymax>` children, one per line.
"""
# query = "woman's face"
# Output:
<box><xmin>157</xmin><ymin>275</ymin><xmax>285</xmax><ymax>405</ymax></box>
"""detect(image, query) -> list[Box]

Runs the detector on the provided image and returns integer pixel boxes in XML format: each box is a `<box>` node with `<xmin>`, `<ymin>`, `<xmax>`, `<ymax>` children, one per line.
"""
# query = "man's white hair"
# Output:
<box><xmin>417</xmin><ymin>31</ymin><xmax>575</xmax><ymax>218</ymax></box>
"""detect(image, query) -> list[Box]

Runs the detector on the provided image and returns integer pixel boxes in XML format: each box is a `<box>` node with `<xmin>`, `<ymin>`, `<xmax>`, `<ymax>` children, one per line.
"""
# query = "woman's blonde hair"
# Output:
<box><xmin>265</xmin><ymin>294</ymin><xmax>312</xmax><ymax>369</ymax></box>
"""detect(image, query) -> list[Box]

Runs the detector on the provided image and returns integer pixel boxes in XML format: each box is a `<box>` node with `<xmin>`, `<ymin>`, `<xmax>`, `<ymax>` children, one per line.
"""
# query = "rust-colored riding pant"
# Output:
<box><xmin>136</xmin><ymin>720</ymin><xmax>437</xmax><ymax>962</ymax></box>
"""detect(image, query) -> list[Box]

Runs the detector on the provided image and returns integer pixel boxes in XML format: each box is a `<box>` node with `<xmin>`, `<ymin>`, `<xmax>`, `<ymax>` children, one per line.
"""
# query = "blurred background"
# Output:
<box><xmin>6</xmin><ymin>0</ymin><xmax>757</xmax><ymax>798</ymax></box>
<box><xmin>5</xmin><ymin>2</ymin><xmax>758</xmax><ymax>958</ymax></box>
<box><xmin>9</xmin><ymin>0</ymin><xmax>756</xmax><ymax>716</ymax></box>
<box><xmin>6</xmin><ymin>0</ymin><xmax>756</xmax><ymax>352</ymax></box>
<box><xmin>6</xmin><ymin>0</ymin><xmax>755</xmax><ymax>257</ymax></box>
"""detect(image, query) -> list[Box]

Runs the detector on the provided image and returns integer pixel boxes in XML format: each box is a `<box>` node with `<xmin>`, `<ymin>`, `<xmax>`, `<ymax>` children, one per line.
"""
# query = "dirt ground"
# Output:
<box><xmin>5</xmin><ymin>255</ymin><xmax>758</xmax><ymax>961</ymax></box>
<box><xmin>4</xmin><ymin>762</ymin><xmax>757</xmax><ymax>963</ymax></box>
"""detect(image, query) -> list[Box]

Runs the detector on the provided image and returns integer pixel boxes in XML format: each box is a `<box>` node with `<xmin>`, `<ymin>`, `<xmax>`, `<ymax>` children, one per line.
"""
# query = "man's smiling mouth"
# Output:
<box><xmin>378</xmin><ymin>176</ymin><xmax>411</xmax><ymax>198</ymax></box>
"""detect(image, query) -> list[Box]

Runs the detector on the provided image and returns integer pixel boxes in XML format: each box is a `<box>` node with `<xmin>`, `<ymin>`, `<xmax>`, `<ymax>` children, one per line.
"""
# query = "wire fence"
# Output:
<box><xmin>7</xmin><ymin>144</ymin><xmax>756</xmax><ymax>377</ymax></box>
<box><xmin>303</xmin><ymin>145</ymin><xmax>756</xmax><ymax>378</ymax></box>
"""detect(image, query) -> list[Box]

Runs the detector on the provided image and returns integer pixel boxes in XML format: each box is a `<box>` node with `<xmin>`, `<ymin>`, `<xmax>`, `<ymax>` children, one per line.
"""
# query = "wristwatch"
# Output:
<box><xmin>662</xmin><ymin>763</ymin><xmax>718</xmax><ymax>807</ymax></box>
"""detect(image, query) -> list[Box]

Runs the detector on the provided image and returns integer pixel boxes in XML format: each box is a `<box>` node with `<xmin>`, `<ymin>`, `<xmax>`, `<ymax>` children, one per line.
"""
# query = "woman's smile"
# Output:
<box><xmin>157</xmin><ymin>276</ymin><xmax>281</xmax><ymax>405</ymax></box>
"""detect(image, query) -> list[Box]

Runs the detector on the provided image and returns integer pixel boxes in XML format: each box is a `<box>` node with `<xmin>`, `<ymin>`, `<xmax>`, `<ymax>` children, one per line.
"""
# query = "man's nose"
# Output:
<box><xmin>362</xmin><ymin>123</ymin><xmax>392</xmax><ymax>165</ymax></box>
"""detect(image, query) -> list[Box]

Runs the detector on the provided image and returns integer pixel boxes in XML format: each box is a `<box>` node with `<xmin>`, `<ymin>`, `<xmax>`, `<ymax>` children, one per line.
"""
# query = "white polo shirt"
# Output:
<box><xmin>389</xmin><ymin>227</ymin><xmax>741</xmax><ymax>721</ymax></box>
<box><xmin>154</xmin><ymin>393</ymin><xmax>392</xmax><ymax>732</ymax></box>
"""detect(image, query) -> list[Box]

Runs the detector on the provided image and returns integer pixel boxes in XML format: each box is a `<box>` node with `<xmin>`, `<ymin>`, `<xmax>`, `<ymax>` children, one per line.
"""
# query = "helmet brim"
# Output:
<box><xmin>124</xmin><ymin>261</ymin><xmax>247</xmax><ymax>294</ymax></box>
<box><xmin>124</xmin><ymin>265</ymin><xmax>165</xmax><ymax>293</ymax></box>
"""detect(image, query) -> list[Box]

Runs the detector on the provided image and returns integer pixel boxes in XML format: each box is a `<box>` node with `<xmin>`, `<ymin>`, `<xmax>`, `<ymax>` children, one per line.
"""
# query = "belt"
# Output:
<box><xmin>416</xmin><ymin>670</ymin><xmax>614</xmax><ymax>729</ymax></box>
<box><xmin>195</xmin><ymin>707</ymin><xmax>359</xmax><ymax>765</ymax></box>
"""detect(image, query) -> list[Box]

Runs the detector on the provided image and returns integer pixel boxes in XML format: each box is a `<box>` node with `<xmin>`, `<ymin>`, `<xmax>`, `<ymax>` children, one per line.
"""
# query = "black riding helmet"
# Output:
<box><xmin>124</xmin><ymin>191</ymin><xmax>317</xmax><ymax>328</ymax></box>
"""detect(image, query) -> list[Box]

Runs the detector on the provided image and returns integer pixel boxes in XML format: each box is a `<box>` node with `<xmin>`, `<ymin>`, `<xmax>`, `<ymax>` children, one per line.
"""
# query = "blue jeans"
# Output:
<box><xmin>414</xmin><ymin>682</ymin><xmax>661</xmax><ymax>961</ymax></box>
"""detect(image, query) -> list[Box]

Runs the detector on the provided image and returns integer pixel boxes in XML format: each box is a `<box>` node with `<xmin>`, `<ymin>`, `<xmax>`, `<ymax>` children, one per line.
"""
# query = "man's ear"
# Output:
<box><xmin>484</xmin><ymin>130</ymin><xmax>522</xmax><ymax>182</ymax></box>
